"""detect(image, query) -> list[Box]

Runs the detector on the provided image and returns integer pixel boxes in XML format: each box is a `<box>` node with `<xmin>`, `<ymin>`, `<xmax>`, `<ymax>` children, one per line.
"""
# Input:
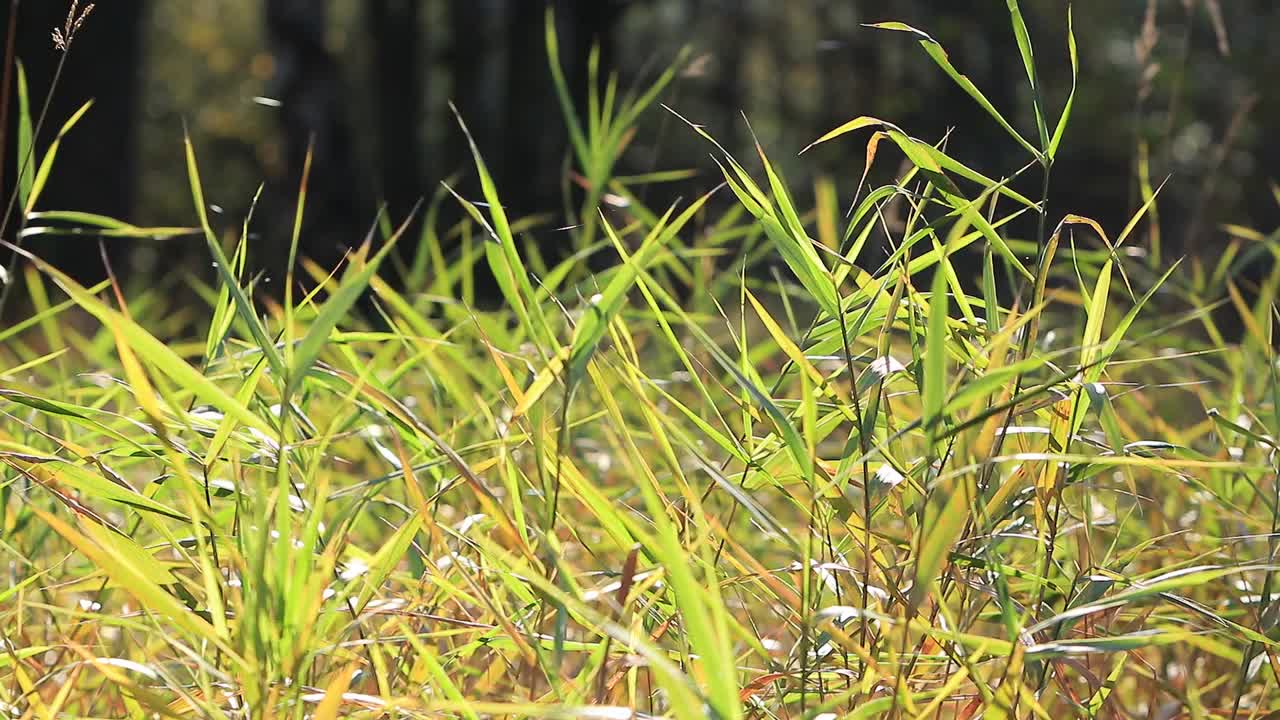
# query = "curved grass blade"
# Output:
<box><xmin>24</xmin><ymin>100</ymin><xmax>93</xmax><ymax>215</ymax></box>
<box><xmin>1</xmin><ymin>242</ymin><xmax>277</xmax><ymax>437</ymax></box>
<box><xmin>22</xmin><ymin>211</ymin><xmax>197</xmax><ymax>240</ymax></box>
<box><xmin>868</xmin><ymin>22</ymin><xmax>1042</xmax><ymax>161</ymax></box>
<box><xmin>1048</xmin><ymin>7</ymin><xmax>1078</xmax><ymax>160</ymax></box>
<box><xmin>27</xmin><ymin>504</ymin><xmax>245</xmax><ymax>668</ymax></box>
<box><xmin>4</xmin><ymin>455</ymin><xmax>185</xmax><ymax>521</ymax></box>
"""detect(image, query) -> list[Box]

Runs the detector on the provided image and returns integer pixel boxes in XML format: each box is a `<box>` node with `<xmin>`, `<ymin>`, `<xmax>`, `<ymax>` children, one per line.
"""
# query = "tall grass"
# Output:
<box><xmin>3</xmin><ymin>3</ymin><xmax>1280</xmax><ymax>718</ymax></box>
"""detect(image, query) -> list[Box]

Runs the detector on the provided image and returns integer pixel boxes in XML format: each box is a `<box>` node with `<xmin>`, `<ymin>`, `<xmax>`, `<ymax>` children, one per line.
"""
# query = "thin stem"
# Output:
<box><xmin>1230</xmin><ymin>340</ymin><xmax>1280</xmax><ymax>719</ymax></box>
<box><xmin>980</xmin><ymin>160</ymin><xmax>1052</xmax><ymax>494</ymax></box>
<box><xmin>0</xmin><ymin>45</ymin><xmax>73</xmax><ymax>317</ymax></box>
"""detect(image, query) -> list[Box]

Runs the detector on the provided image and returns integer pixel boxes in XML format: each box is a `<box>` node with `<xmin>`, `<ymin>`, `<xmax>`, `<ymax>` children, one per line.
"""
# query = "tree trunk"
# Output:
<box><xmin>447</xmin><ymin>0</ymin><xmax>504</xmax><ymax>181</ymax></box>
<box><xmin>500</xmin><ymin>0</ymin><xmax>623</xmax><ymax>222</ymax></box>
<box><xmin>265</xmin><ymin>0</ymin><xmax>363</xmax><ymax>278</ymax></box>
<box><xmin>1</xmin><ymin>0</ymin><xmax>146</xmax><ymax>284</ymax></box>
<box><xmin>367</xmin><ymin>0</ymin><xmax>424</xmax><ymax>224</ymax></box>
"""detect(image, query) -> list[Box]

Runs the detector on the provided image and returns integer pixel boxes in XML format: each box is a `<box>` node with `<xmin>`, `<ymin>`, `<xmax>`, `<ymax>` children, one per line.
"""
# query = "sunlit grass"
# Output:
<box><xmin>3</xmin><ymin>3</ymin><xmax>1280</xmax><ymax>718</ymax></box>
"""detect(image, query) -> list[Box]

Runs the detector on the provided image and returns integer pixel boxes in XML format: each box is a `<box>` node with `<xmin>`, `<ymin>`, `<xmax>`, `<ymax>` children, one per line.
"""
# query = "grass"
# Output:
<box><xmin>4</xmin><ymin>2</ymin><xmax>1280</xmax><ymax>718</ymax></box>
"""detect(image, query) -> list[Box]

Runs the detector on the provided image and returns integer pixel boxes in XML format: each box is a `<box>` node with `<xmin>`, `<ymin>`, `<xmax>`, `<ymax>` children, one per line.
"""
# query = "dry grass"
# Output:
<box><xmin>3</xmin><ymin>3</ymin><xmax>1280</xmax><ymax>718</ymax></box>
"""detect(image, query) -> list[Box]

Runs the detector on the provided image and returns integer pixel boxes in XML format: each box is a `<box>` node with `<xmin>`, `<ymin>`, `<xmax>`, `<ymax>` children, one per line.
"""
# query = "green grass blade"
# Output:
<box><xmin>924</xmin><ymin>254</ymin><xmax>949</xmax><ymax>445</ymax></box>
<box><xmin>1048</xmin><ymin>7</ymin><xmax>1078</xmax><ymax>159</ymax></box>
<box><xmin>15</xmin><ymin>60</ymin><xmax>32</xmax><ymax>210</ymax></box>
<box><xmin>24</xmin><ymin>100</ymin><xmax>93</xmax><ymax>215</ymax></box>
<box><xmin>185</xmin><ymin>130</ymin><xmax>287</xmax><ymax>380</ymax></box>
<box><xmin>544</xmin><ymin>7</ymin><xmax>589</xmax><ymax>166</ymax></box>
<box><xmin>286</xmin><ymin>206</ymin><xmax>416</xmax><ymax>398</ymax></box>
<box><xmin>4</xmin><ymin>455</ymin><xmax>185</xmax><ymax>521</ymax></box>
<box><xmin>869</xmin><ymin>22</ymin><xmax>1042</xmax><ymax>161</ymax></box>
<box><xmin>3</xmin><ymin>242</ymin><xmax>277</xmax><ymax>437</ymax></box>
<box><xmin>1005</xmin><ymin>0</ymin><xmax>1050</xmax><ymax>150</ymax></box>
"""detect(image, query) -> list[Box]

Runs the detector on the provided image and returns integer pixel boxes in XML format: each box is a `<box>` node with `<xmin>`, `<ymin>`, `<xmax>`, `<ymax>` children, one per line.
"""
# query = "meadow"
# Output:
<box><xmin>3</xmin><ymin>3</ymin><xmax>1280</xmax><ymax>718</ymax></box>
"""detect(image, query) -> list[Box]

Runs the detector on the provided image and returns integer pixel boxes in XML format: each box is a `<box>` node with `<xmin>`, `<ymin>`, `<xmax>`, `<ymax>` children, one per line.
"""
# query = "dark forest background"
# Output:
<box><xmin>1</xmin><ymin>0</ymin><xmax>1275</xmax><ymax>296</ymax></box>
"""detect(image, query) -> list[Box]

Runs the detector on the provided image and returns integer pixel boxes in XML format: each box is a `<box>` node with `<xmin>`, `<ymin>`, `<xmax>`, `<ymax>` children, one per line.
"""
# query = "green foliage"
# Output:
<box><xmin>5</xmin><ymin>3</ymin><xmax>1280</xmax><ymax>718</ymax></box>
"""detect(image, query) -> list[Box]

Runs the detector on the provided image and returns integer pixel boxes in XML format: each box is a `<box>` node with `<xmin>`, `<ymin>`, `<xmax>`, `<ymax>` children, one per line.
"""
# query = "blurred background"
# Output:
<box><xmin>1</xmin><ymin>0</ymin><xmax>1275</xmax><ymax>292</ymax></box>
